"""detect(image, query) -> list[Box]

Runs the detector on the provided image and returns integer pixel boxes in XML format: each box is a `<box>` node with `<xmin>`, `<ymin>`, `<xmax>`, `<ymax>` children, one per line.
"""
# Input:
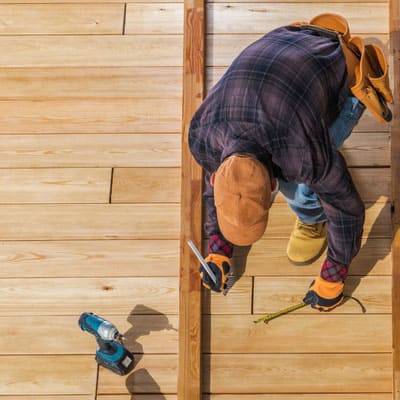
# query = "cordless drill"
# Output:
<box><xmin>78</xmin><ymin>312</ymin><xmax>135</xmax><ymax>375</ymax></box>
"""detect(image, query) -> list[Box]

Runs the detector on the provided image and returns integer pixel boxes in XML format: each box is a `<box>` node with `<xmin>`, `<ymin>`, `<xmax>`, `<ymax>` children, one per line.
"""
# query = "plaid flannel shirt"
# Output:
<box><xmin>189</xmin><ymin>26</ymin><xmax>365</xmax><ymax>282</ymax></box>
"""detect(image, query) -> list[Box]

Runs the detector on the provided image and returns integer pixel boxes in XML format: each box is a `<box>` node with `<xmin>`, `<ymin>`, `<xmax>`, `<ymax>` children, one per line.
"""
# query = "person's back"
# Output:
<box><xmin>192</xmin><ymin>26</ymin><xmax>348</xmax><ymax>139</ymax></box>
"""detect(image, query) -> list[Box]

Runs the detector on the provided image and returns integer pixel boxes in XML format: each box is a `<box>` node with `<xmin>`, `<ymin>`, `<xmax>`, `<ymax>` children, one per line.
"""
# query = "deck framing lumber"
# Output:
<box><xmin>178</xmin><ymin>0</ymin><xmax>205</xmax><ymax>397</ymax></box>
<box><xmin>391</xmin><ymin>0</ymin><xmax>400</xmax><ymax>396</ymax></box>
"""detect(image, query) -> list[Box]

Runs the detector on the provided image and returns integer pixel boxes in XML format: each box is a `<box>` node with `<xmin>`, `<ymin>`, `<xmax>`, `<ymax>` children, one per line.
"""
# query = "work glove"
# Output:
<box><xmin>303</xmin><ymin>276</ymin><xmax>344</xmax><ymax>312</ymax></box>
<box><xmin>199</xmin><ymin>253</ymin><xmax>231</xmax><ymax>293</ymax></box>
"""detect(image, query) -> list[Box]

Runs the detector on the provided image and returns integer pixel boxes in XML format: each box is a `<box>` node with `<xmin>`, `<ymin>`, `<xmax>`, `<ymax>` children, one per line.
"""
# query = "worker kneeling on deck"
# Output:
<box><xmin>188</xmin><ymin>14</ymin><xmax>393</xmax><ymax>311</ymax></box>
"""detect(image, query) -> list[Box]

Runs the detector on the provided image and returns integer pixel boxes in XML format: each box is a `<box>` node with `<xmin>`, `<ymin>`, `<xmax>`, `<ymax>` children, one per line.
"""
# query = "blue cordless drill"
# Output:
<box><xmin>79</xmin><ymin>312</ymin><xmax>135</xmax><ymax>375</ymax></box>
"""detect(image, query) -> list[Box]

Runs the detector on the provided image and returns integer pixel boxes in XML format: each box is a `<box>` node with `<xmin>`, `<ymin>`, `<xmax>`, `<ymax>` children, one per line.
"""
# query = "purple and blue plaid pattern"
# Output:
<box><xmin>321</xmin><ymin>259</ymin><xmax>348</xmax><ymax>282</ymax></box>
<box><xmin>208</xmin><ymin>234</ymin><xmax>234</xmax><ymax>258</ymax></box>
<box><xmin>190</xmin><ymin>25</ymin><xmax>365</xmax><ymax>281</ymax></box>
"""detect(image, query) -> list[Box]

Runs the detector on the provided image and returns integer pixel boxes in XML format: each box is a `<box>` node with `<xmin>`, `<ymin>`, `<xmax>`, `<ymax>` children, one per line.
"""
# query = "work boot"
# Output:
<box><xmin>287</xmin><ymin>218</ymin><xmax>327</xmax><ymax>266</ymax></box>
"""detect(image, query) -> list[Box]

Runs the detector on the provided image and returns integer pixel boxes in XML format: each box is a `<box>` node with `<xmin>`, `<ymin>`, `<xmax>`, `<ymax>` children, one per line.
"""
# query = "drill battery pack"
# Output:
<box><xmin>96</xmin><ymin>341</ymin><xmax>135</xmax><ymax>376</ymax></box>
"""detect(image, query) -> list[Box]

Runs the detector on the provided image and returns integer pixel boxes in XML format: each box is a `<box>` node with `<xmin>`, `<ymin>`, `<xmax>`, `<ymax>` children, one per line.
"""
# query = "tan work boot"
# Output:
<box><xmin>287</xmin><ymin>218</ymin><xmax>327</xmax><ymax>266</ymax></box>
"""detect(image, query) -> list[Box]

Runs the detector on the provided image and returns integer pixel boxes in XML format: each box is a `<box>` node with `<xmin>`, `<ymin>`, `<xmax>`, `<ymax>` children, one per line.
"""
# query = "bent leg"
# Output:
<box><xmin>279</xmin><ymin>96</ymin><xmax>365</xmax><ymax>221</ymax></box>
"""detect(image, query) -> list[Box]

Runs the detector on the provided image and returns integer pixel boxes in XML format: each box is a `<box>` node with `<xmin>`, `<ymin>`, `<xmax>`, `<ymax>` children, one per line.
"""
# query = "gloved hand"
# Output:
<box><xmin>303</xmin><ymin>276</ymin><xmax>344</xmax><ymax>312</ymax></box>
<box><xmin>199</xmin><ymin>253</ymin><xmax>231</xmax><ymax>293</ymax></box>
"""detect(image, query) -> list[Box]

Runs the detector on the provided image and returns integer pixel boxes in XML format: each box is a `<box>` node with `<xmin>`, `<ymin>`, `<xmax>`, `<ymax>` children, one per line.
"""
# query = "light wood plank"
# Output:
<box><xmin>203</xmin><ymin>314</ymin><xmax>391</xmax><ymax>353</ymax></box>
<box><xmin>112</xmin><ymin>168</ymin><xmax>181</xmax><ymax>203</ymax></box>
<box><xmin>390</xmin><ymin>2</ymin><xmax>400</xmax><ymax>397</ymax></box>
<box><xmin>206</xmin><ymin>396</ymin><xmax>392</xmax><ymax>400</ymax></box>
<box><xmin>98</xmin><ymin>354</ymin><xmax>178</xmax><ymax>394</ymax></box>
<box><xmin>205</xmin><ymin>354</ymin><xmax>392</xmax><ymax>393</ymax></box>
<box><xmin>271</xmin><ymin>168</ymin><xmax>390</xmax><ymax>203</ymax></box>
<box><xmin>206</xmin><ymin>34</ymin><xmax>389</xmax><ymax>67</ymax></box>
<box><xmin>0</xmin><ymin>99</ymin><xmax>181</xmax><ymax>134</ymax></box>
<box><xmin>350</xmin><ymin>167</ymin><xmax>390</xmax><ymax>201</ymax></box>
<box><xmin>0</xmin><ymin>0</ymin><xmax>386</xmax><ymax>2</ymax></box>
<box><xmin>0</xmin><ymin>204</ymin><xmax>180</xmax><ymax>240</ymax></box>
<box><xmin>126</xmin><ymin>3</ymin><xmax>183</xmax><ymax>34</ymax></box>
<box><xmin>0</xmin><ymin>356</ymin><xmax>97</xmax><ymax>395</ymax></box>
<box><xmin>264</xmin><ymin>201</ymin><xmax>391</xmax><ymax>238</ymax></box>
<box><xmin>98</xmin><ymin>396</ymin><xmax>177</xmax><ymax>400</ymax></box>
<box><xmin>0</xmin><ymin>4</ymin><xmax>124</xmax><ymax>35</ymax></box>
<box><xmin>0</xmin><ymin>277</ymin><xmax>178</xmax><ymax>316</ymax></box>
<box><xmin>0</xmin><ymin>36</ymin><xmax>182</xmax><ymax>67</ymax></box>
<box><xmin>97</xmin><ymin>396</ymin><xmax>391</xmax><ymax>400</ymax></box>
<box><xmin>179</xmin><ymin>0</ymin><xmax>205</xmax><ymax>397</ymax></box>
<box><xmin>207</xmin><ymin>3</ymin><xmax>389</xmax><ymax>34</ymax></box>
<box><xmin>0</xmin><ymin>314</ymin><xmax>178</xmax><ymax>355</ymax></box>
<box><xmin>0</xmin><ymin>168</ymin><xmax>110</xmax><ymax>203</ymax></box>
<box><xmin>235</xmin><ymin>237</ymin><xmax>391</xmax><ymax>276</ymax></box>
<box><xmin>0</xmin><ymin>132</ymin><xmax>386</xmax><ymax>168</ymax></box>
<box><xmin>254</xmin><ymin>276</ymin><xmax>391</xmax><ymax>314</ymax></box>
<box><xmin>342</xmin><ymin>131</ymin><xmax>390</xmax><ymax>166</ymax></box>
<box><xmin>0</xmin><ymin>67</ymin><xmax>182</xmax><ymax>100</ymax></box>
<box><xmin>0</xmin><ymin>397</ymin><xmax>94</xmax><ymax>400</ymax></box>
<box><xmin>0</xmin><ymin>134</ymin><xmax>181</xmax><ymax>168</ymax></box>
<box><xmin>204</xmin><ymin>277</ymin><xmax>252</xmax><ymax>314</ymax></box>
<box><xmin>0</xmin><ymin>240</ymin><xmax>179</xmax><ymax>278</ymax></box>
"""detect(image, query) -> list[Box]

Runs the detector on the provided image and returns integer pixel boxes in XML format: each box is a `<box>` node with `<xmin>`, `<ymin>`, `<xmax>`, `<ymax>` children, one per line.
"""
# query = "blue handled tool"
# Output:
<box><xmin>79</xmin><ymin>312</ymin><xmax>134</xmax><ymax>375</ymax></box>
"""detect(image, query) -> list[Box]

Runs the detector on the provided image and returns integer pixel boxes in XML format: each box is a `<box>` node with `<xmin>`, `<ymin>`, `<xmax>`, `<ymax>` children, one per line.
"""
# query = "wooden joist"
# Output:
<box><xmin>390</xmin><ymin>0</ymin><xmax>400</xmax><ymax>396</ymax></box>
<box><xmin>178</xmin><ymin>0</ymin><xmax>205</xmax><ymax>397</ymax></box>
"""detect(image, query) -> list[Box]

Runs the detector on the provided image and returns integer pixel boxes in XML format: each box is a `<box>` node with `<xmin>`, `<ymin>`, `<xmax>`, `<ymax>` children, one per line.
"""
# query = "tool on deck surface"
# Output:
<box><xmin>253</xmin><ymin>302</ymin><xmax>308</xmax><ymax>324</ymax></box>
<box><xmin>187</xmin><ymin>239</ymin><xmax>217</xmax><ymax>285</ymax></box>
<box><xmin>79</xmin><ymin>312</ymin><xmax>134</xmax><ymax>375</ymax></box>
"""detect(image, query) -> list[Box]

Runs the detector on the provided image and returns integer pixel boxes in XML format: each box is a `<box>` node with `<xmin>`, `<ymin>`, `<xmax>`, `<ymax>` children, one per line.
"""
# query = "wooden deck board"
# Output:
<box><xmin>203</xmin><ymin>314</ymin><xmax>391</xmax><ymax>353</ymax></box>
<box><xmin>98</xmin><ymin>355</ymin><xmax>178</xmax><ymax>394</ymax></box>
<box><xmin>112</xmin><ymin>168</ymin><xmax>181</xmax><ymax>203</ymax></box>
<box><xmin>0</xmin><ymin>314</ymin><xmax>178</xmax><ymax>355</ymax></box>
<box><xmin>0</xmin><ymin>204</ymin><xmax>180</xmax><ymax>240</ymax></box>
<box><xmin>0</xmin><ymin>134</ymin><xmax>181</xmax><ymax>168</ymax></box>
<box><xmin>205</xmin><ymin>354</ymin><xmax>392</xmax><ymax>393</ymax></box>
<box><xmin>0</xmin><ymin>240</ymin><xmax>180</xmax><ymax>278</ymax></box>
<box><xmin>0</xmin><ymin>99</ymin><xmax>181</xmax><ymax>134</ymax></box>
<box><xmin>0</xmin><ymin>4</ymin><xmax>124</xmax><ymax>35</ymax></box>
<box><xmin>0</xmin><ymin>168</ymin><xmax>111</xmax><ymax>203</ymax></box>
<box><xmin>0</xmin><ymin>36</ymin><xmax>183</xmax><ymax>67</ymax></box>
<box><xmin>206</xmin><ymin>3</ymin><xmax>389</xmax><ymax>34</ymax></box>
<box><xmin>0</xmin><ymin>355</ymin><xmax>97</xmax><ymax>395</ymax></box>
<box><xmin>0</xmin><ymin>277</ymin><xmax>179</xmax><ymax>316</ymax></box>
<box><xmin>0</xmin><ymin>67</ymin><xmax>182</xmax><ymax>100</ymax></box>
<box><xmin>0</xmin><ymin>0</ymin><xmax>392</xmax><ymax>398</ymax></box>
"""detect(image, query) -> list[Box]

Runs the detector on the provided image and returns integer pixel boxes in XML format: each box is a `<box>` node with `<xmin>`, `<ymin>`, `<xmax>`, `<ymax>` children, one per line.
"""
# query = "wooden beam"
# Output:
<box><xmin>178</xmin><ymin>0</ymin><xmax>205</xmax><ymax>397</ymax></box>
<box><xmin>391</xmin><ymin>0</ymin><xmax>400</xmax><ymax>397</ymax></box>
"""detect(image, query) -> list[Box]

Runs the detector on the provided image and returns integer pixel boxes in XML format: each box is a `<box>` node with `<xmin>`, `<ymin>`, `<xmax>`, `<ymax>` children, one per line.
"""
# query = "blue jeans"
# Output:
<box><xmin>278</xmin><ymin>96</ymin><xmax>365</xmax><ymax>223</ymax></box>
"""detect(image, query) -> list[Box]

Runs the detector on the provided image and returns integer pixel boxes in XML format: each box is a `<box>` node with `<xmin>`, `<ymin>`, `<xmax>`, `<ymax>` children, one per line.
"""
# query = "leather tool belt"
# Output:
<box><xmin>293</xmin><ymin>13</ymin><xmax>393</xmax><ymax>123</ymax></box>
